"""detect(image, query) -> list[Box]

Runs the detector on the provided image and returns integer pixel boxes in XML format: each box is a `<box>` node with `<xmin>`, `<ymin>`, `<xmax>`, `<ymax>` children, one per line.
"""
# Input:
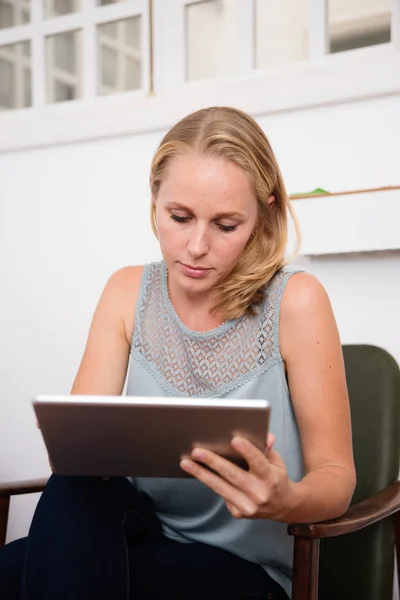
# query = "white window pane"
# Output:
<box><xmin>0</xmin><ymin>0</ymin><xmax>31</xmax><ymax>29</ymax></box>
<box><xmin>0</xmin><ymin>40</ymin><xmax>31</xmax><ymax>110</ymax></box>
<box><xmin>329</xmin><ymin>0</ymin><xmax>391</xmax><ymax>54</ymax></box>
<box><xmin>101</xmin><ymin>46</ymin><xmax>117</xmax><ymax>87</ymax></box>
<box><xmin>54</xmin><ymin>31</ymin><xmax>77</xmax><ymax>73</ymax></box>
<box><xmin>45</xmin><ymin>0</ymin><xmax>80</xmax><ymax>18</ymax></box>
<box><xmin>186</xmin><ymin>0</ymin><xmax>244</xmax><ymax>82</ymax></box>
<box><xmin>126</xmin><ymin>16</ymin><xmax>140</xmax><ymax>50</ymax></box>
<box><xmin>125</xmin><ymin>56</ymin><xmax>140</xmax><ymax>90</ymax></box>
<box><xmin>0</xmin><ymin>57</ymin><xmax>15</xmax><ymax>108</ymax></box>
<box><xmin>101</xmin><ymin>21</ymin><xmax>117</xmax><ymax>39</ymax></box>
<box><xmin>22</xmin><ymin>40</ymin><xmax>30</xmax><ymax>56</ymax></box>
<box><xmin>54</xmin><ymin>80</ymin><xmax>76</xmax><ymax>101</ymax></box>
<box><xmin>46</xmin><ymin>30</ymin><xmax>81</xmax><ymax>103</ymax></box>
<box><xmin>23</xmin><ymin>66</ymin><xmax>31</xmax><ymax>106</ymax></box>
<box><xmin>255</xmin><ymin>0</ymin><xmax>308</xmax><ymax>69</ymax></box>
<box><xmin>97</xmin><ymin>16</ymin><xmax>142</xmax><ymax>96</ymax></box>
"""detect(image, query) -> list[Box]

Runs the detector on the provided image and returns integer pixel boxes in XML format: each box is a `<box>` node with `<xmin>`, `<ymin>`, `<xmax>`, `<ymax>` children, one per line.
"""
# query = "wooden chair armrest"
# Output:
<box><xmin>288</xmin><ymin>480</ymin><xmax>400</xmax><ymax>539</ymax></box>
<box><xmin>0</xmin><ymin>478</ymin><xmax>48</xmax><ymax>498</ymax></box>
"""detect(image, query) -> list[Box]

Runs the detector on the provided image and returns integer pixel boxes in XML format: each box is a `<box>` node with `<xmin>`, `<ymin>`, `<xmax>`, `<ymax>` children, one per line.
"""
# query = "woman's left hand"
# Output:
<box><xmin>180</xmin><ymin>434</ymin><xmax>296</xmax><ymax>521</ymax></box>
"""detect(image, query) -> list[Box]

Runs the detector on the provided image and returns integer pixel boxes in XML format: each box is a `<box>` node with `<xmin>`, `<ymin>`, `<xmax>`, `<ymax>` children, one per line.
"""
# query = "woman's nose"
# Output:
<box><xmin>187</xmin><ymin>225</ymin><xmax>210</xmax><ymax>258</ymax></box>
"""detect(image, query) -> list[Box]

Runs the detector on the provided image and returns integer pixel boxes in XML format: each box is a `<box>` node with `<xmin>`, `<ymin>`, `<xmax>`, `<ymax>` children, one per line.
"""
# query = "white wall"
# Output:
<box><xmin>1</xmin><ymin>94</ymin><xmax>399</xmax><ymax>556</ymax></box>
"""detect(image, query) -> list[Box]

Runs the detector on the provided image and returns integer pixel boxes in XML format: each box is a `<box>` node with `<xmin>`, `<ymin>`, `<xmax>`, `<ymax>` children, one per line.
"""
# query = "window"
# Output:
<box><xmin>329</xmin><ymin>0</ymin><xmax>391</xmax><ymax>53</ymax></box>
<box><xmin>185</xmin><ymin>0</ymin><xmax>247</xmax><ymax>81</ymax></box>
<box><xmin>45</xmin><ymin>0</ymin><xmax>81</xmax><ymax>19</ymax></box>
<box><xmin>0</xmin><ymin>39</ymin><xmax>31</xmax><ymax>109</ymax></box>
<box><xmin>0</xmin><ymin>0</ymin><xmax>30</xmax><ymax>29</ymax></box>
<box><xmin>0</xmin><ymin>1</ymin><xmax>32</xmax><ymax>111</ymax></box>
<box><xmin>46</xmin><ymin>30</ymin><xmax>82</xmax><ymax>103</ymax></box>
<box><xmin>98</xmin><ymin>15</ymin><xmax>141</xmax><ymax>95</ymax></box>
<box><xmin>255</xmin><ymin>0</ymin><xmax>309</xmax><ymax>69</ymax></box>
<box><xmin>0</xmin><ymin>0</ymin><xmax>399</xmax><ymax>151</ymax></box>
<box><xmin>0</xmin><ymin>0</ymin><xmax>149</xmax><ymax>111</ymax></box>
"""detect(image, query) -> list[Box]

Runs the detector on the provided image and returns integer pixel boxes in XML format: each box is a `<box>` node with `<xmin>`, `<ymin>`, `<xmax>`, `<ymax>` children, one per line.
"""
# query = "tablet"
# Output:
<box><xmin>33</xmin><ymin>395</ymin><xmax>270</xmax><ymax>478</ymax></box>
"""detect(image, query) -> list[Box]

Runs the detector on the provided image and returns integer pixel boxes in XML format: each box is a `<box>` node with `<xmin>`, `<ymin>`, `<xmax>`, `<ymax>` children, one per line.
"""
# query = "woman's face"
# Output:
<box><xmin>154</xmin><ymin>152</ymin><xmax>259</xmax><ymax>298</ymax></box>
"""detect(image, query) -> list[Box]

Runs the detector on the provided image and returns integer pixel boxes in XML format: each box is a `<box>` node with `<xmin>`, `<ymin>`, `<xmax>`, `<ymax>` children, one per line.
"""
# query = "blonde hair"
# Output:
<box><xmin>150</xmin><ymin>106</ymin><xmax>300</xmax><ymax>320</ymax></box>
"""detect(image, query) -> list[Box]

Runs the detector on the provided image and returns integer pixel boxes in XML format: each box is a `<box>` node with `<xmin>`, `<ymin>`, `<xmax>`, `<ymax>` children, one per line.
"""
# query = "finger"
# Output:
<box><xmin>231</xmin><ymin>436</ymin><xmax>270</xmax><ymax>477</ymax></box>
<box><xmin>266</xmin><ymin>432</ymin><xmax>275</xmax><ymax>451</ymax></box>
<box><xmin>265</xmin><ymin>445</ymin><xmax>286</xmax><ymax>469</ymax></box>
<box><xmin>190</xmin><ymin>447</ymin><xmax>250</xmax><ymax>490</ymax></box>
<box><xmin>225</xmin><ymin>500</ymin><xmax>244</xmax><ymax>519</ymax></box>
<box><xmin>180</xmin><ymin>457</ymin><xmax>257</xmax><ymax>516</ymax></box>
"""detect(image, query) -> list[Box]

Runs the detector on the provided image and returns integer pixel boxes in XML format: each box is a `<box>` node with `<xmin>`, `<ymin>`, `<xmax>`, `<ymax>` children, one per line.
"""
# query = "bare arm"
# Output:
<box><xmin>279</xmin><ymin>272</ymin><xmax>356</xmax><ymax>522</ymax></box>
<box><xmin>71</xmin><ymin>266</ymin><xmax>143</xmax><ymax>395</ymax></box>
<box><xmin>179</xmin><ymin>271</ymin><xmax>356</xmax><ymax>524</ymax></box>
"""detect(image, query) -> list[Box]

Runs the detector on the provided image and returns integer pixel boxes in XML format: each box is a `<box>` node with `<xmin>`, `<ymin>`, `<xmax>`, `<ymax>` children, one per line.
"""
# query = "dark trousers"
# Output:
<box><xmin>0</xmin><ymin>474</ymin><xmax>289</xmax><ymax>599</ymax></box>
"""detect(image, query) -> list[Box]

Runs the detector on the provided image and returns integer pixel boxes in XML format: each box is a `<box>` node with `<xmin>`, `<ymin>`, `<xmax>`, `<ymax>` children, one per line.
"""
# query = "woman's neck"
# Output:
<box><xmin>167</xmin><ymin>279</ymin><xmax>226</xmax><ymax>332</ymax></box>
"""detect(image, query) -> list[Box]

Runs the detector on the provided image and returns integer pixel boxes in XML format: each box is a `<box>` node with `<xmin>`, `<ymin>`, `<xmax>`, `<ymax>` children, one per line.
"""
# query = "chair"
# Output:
<box><xmin>289</xmin><ymin>344</ymin><xmax>400</xmax><ymax>600</ymax></box>
<box><xmin>1</xmin><ymin>345</ymin><xmax>399</xmax><ymax>600</ymax></box>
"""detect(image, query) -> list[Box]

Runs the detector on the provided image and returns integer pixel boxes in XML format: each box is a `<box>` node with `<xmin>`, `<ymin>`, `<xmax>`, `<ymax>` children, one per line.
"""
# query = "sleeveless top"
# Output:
<box><xmin>127</xmin><ymin>261</ymin><xmax>304</xmax><ymax>598</ymax></box>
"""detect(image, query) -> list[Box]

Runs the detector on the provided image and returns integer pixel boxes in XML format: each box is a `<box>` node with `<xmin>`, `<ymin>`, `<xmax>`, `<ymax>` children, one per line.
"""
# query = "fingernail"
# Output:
<box><xmin>180</xmin><ymin>459</ymin><xmax>193</xmax><ymax>471</ymax></box>
<box><xmin>231</xmin><ymin>436</ymin><xmax>244</xmax><ymax>449</ymax></box>
<box><xmin>191</xmin><ymin>449</ymin><xmax>204</xmax><ymax>460</ymax></box>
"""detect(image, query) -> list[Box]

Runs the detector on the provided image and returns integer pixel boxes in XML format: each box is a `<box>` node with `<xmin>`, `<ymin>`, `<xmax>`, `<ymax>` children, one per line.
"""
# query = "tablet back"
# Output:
<box><xmin>33</xmin><ymin>395</ymin><xmax>270</xmax><ymax>477</ymax></box>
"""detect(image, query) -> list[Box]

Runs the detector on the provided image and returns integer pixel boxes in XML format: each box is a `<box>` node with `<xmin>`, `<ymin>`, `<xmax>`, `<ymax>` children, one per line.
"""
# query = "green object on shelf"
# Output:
<box><xmin>290</xmin><ymin>187</ymin><xmax>330</xmax><ymax>198</ymax></box>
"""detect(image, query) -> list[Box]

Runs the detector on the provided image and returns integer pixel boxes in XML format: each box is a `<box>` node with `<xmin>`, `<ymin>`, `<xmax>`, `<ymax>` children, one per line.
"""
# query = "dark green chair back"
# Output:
<box><xmin>318</xmin><ymin>344</ymin><xmax>400</xmax><ymax>600</ymax></box>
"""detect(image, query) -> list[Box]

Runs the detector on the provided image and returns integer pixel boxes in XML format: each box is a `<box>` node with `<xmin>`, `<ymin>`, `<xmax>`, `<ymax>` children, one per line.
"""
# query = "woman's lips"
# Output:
<box><xmin>180</xmin><ymin>263</ymin><xmax>211</xmax><ymax>278</ymax></box>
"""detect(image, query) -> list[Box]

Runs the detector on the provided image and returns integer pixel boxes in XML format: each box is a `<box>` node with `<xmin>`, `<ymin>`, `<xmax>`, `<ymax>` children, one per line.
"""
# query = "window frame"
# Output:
<box><xmin>0</xmin><ymin>0</ymin><xmax>150</xmax><ymax>108</ymax></box>
<box><xmin>0</xmin><ymin>0</ymin><xmax>399</xmax><ymax>153</ymax></box>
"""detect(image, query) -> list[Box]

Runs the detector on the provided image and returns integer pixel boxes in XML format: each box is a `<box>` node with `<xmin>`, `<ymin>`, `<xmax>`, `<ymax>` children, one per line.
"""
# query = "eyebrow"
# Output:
<box><xmin>165</xmin><ymin>202</ymin><xmax>246</xmax><ymax>220</ymax></box>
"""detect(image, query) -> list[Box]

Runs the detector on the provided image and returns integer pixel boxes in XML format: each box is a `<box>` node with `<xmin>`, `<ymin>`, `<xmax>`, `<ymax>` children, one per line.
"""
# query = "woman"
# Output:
<box><xmin>0</xmin><ymin>107</ymin><xmax>356</xmax><ymax>599</ymax></box>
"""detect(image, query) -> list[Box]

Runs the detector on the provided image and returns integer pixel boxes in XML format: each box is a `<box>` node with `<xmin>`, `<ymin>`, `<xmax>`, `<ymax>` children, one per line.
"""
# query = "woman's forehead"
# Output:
<box><xmin>159</xmin><ymin>153</ymin><xmax>255</xmax><ymax>206</ymax></box>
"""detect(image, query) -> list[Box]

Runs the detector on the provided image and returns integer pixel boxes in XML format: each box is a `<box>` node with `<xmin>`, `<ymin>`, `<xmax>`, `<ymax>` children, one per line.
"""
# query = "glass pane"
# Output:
<box><xmin>101</xmin><ymin>46</ymin><xmax>117</xmax><ymax>87</ymax></box>
<box><xmin>54</xmin><ymin>80</ymin><xmax>75</xmax><ymax>101</ymax></box>
<box><xmin>23</xmin><ymin>66</ymin><xmax>31</xmax><ymax>106</ymax></box>
<box><xmin>45</xmin><ymin>0</ymin><xmax>80</xmax><ymax>18</ymax></box>
<box><xmin>186</xmin><ymin>0</ymin><xmax>244</xmax><ymax>81</ymax></box>
<box><xmin>22</xmin><ymin>40</ymin><xmax>30</xmax><ymax>56</ymax></box>
<box><xmin>0</xmin><ymin>40</ymin><xmax>31</xmax><ymax>110</ymax></box>
<box><xmin>126</xmin><ymin>16</ymin><xmax>140</xmax><ymax>50</ymax></box>
<box><xmin>54</xmin><ymin>31</ymin><xmax>76</xmax><ymax>72</ymax></box>
<box><xmin>329</xmin><ymin>0</ymin><xmax>391</xmax><ymax>53</ymax></box>
<box><xmin>255</xmin><ymin>0</ymin><xmax>308</xmax><ymax>69</ymax></box>
<box><xmin>97</xmin><ymin>16</ymin><xmax>142</xmax><ymax>96</ymax></box>
<box><xmin>98</xmin><ymin>0</ymin><xmax>123</xmax><ymax>4</ymax></box>
<box><xmin>101</xmin><ymin>21</ymin><xmax>117</xmax><ymax>39</ymax></box>
<box><xmin>125</xmin><ymin>56</ymin><xmax>140</xmax><ymax>90</ymax></box>
<box><xmin>0</xmin><ymin>0</ymin><xmax>31</xmax><ymax>29</ymax></box>
<box><xmin>0</xmin><ymin>57</ymin><xmax>15</xmax><ymax>108</ymax></box>
<box><xmin>46</xmin><ymin>30</ymin><xmax>81</xmax><ymax>103</ymax></box>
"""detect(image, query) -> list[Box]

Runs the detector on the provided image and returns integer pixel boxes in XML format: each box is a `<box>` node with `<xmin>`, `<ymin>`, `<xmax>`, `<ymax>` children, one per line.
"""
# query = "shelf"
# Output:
<box><xmin>288</xmin><ymin>186</ymin><xmax>400</xmax><ymax>256</ymax></box>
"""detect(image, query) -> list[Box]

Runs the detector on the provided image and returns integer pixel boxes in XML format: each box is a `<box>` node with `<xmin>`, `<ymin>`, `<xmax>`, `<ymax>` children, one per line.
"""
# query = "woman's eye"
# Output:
<box><xmin>217</xmin><ymin>224</ymin><xmax>238</xmax><ymax>233</ymax></box>
<box><xmin>170</xmin><ymin>214</ymin><xmax>190</xmax><ymax>224</ymax></box>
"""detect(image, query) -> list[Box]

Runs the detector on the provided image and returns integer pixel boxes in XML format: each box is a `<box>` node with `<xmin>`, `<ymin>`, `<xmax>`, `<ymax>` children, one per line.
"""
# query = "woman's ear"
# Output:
<box><xmin>267</xmin><ymin>194</ymin><xmax>275</xmax><ymax>206</ymax></box>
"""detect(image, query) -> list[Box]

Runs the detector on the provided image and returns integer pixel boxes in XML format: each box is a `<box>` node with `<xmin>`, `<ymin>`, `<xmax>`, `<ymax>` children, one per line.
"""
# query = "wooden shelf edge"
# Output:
<box><xmin>290</xmin><ymin>185</ymin><xmax>400</xmax><ymax>201</ymax></box>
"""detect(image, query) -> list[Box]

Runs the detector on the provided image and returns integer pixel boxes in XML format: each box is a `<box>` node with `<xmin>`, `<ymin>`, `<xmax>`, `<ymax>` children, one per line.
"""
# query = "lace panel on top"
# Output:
<box><xmin>131</xmin><ymin>262</ymin><xmax>289</xmax><ymax>398</ymax></box>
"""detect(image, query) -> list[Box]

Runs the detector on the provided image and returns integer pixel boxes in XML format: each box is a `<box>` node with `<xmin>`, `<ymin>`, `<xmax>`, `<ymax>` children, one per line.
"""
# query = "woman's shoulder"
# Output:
<box><xmin>106</xmin><ymin>265</ymin><xmax>144</xmax><ymax>294</ymax></box>
<box><xmin>280</xmin><ymin>271</ymin><xmax>330</xmax><ymax>320</ymax></box>
<box><xmin>279</xmin><ymin>271</ymin><xmax>336</xmax><ymax>361</ymax></box>
<box><xmin>104</xmin><ymin>265</ymin><xmax>145</xmax><ymax>342</ymax></box>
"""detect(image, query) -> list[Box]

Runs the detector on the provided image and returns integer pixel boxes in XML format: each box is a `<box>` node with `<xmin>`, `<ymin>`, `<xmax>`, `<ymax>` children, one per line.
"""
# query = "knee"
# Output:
<box><xmin>41</xmin><ymin>474</ymin><xmax>137</xmax><ymax>511</ymax></box>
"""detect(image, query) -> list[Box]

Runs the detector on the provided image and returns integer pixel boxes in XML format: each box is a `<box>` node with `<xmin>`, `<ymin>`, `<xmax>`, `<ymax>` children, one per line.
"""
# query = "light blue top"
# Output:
<box><xmin>127</xmin><ymin>261</ymin><xmax>304</xmax><ymax>598</ymax></box>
